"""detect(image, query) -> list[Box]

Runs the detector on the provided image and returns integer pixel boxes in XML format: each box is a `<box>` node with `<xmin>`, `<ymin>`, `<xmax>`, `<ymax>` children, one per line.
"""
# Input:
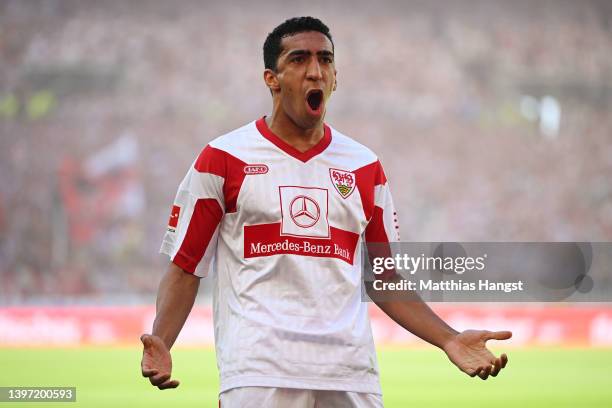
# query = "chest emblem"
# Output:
<box><xmin>329</xmin><ymin>168</ymin><xmax>356</xmax><ymax>199</ymax></box>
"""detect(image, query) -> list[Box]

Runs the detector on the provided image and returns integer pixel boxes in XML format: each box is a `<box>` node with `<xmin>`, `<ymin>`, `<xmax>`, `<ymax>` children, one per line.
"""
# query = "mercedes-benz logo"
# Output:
<box><xmin>289</xmin><ymin>195</ymin><xmax>320</xmax><ymax>228</ymax></box>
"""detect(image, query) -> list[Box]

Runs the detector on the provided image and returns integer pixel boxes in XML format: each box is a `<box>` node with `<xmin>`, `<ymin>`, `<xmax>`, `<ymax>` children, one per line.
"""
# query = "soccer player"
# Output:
<box><xmin>141</xmin><ymin>16</ymin><xmax>511</xmax><ymax>407</ymax></box>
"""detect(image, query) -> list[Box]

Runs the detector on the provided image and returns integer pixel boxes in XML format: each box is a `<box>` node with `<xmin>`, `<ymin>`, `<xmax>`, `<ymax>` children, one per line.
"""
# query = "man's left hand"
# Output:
<box><xmin>443</xmin><ymin>330</ymin><xmax>512</xmax><ymax>380</ymax></box>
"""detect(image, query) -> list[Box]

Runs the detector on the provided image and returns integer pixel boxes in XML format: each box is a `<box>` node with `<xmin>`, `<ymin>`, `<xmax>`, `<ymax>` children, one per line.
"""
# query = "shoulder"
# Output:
<box><xmin>328</xmin><ymin>126</ymin><xmax>388</xmax><ymax>186</ymax></box>
<box><xmin>327</xmin><ymin>125</ymin><xmax>381</xmax><ymax>170</ymax></box>
<box><xmin>208</xmin><ymin>121</ymin><xmax>260</xmax><ymax>155</ymax></box>
<box><xmin>194</xmin><ymin>119</ymin><xmax>266</xmax><ymax>163</ymax></box>
<box><xmin>193</xmin><ymin>121</ymin><xmax>260</xmax><ymax>173</ymax></box>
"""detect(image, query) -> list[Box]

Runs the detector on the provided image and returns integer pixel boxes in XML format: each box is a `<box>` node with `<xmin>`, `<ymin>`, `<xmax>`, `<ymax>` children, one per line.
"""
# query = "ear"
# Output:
<box><xmin>263</xmin><ymin>69</ymin><xmax>280</xmax><ymax>93</ymax></box>
<box><xmin>333</xmin><ymin>69</ymin><xmax>338</xmax><ymax>91</ymax></box>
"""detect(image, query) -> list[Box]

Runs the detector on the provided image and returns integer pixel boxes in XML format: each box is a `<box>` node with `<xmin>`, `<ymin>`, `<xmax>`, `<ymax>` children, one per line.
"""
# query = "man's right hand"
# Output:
<box><xmin>140</xmin><ymin>334</ymin><xmax>180</xmax><ymax>390</ymax></box>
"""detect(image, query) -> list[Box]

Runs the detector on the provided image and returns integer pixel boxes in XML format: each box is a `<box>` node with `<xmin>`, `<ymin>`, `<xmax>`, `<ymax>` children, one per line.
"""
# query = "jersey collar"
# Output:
<box><xmin>256</xmin><ymin>116</ymin><xmax>332</xmax><ymax>163</ymax></box>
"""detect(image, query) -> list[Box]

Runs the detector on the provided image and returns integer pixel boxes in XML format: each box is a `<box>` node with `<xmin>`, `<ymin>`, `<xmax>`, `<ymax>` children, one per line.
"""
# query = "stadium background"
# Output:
<box><xmin>1</xmin><ymin>0</ymin><xmax>611</xmax><ymax>406</ymax></box>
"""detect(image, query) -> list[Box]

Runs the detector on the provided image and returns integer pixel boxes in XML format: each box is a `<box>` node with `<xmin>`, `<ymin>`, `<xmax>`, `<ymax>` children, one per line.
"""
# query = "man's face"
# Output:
<box><xmin>266</xmin><ymin>31</ymin><xmax>337</xmax><ymax>129</ymax></box>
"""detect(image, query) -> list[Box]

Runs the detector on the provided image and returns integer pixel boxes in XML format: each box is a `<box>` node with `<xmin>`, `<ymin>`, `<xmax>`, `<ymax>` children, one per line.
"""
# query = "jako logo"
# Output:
<box><xmin>244</xmin><ymin>164</ymin><xmax>269</xmax><ymax>175</ymax></box>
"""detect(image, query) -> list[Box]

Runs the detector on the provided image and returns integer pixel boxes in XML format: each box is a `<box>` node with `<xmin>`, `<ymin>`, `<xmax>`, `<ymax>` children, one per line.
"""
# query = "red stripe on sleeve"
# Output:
<box><xmin>194</xmin><ymin>145</ymin><xmax>226</xmax><ymax>177</ymax></box>
<box><xmin>194</xmin><ymin>145</ymin><xmax>247</xmax><ymax>213</ymax></box>
<box><xmin>354</xmin><ymin>160</ymin><xmax>387</xmax><ymax>221</ymax></box>
<box><xmin>365</xmin><ymin>205</ymin><xmax>389</xmax><ymax>244</ymax></box>
<box><xmin>173</xmin><ymin>198</ymin><xmax>223</xmax><ymax>274</ymax></box>
<box><xmin>365</xmin><ymin>205</ymin><xmax>395</xmax><ymax>280</ymax></box>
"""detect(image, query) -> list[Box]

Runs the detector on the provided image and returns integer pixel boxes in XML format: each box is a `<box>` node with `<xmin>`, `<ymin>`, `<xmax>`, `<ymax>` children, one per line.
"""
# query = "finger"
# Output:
<box><xmin>157</xmin><ymin>379</ymin><xmax>180</xmax><ymax>390</ymax></box>
<box><xmin>149</xmin><ymin>373</ymin><xmax>171</xmax><ymax>386</ymax></box>
<box><xmin>490</xmin><ymin>358</ymin><xmax>502</xmax><ymax>377</ymax></box>
<box><xmin>141</xmin><ymin>368</ymin><xmax>158</xmax><ymax>378</ymax></box>
<box><xmin>501</xmin><ymin>353</ymin><xmax>508</xmax><ymax>368</ymax></box>
<box><xmin>141</xmin><ymin>334</ymin><xmax>153</xmax><ymax>348</ymax></box>
<box><xmin>468</xmin><ymin>366</ymin><xmax>482</xmax><ymax>377</ymax></box>
<box><xmin>485</xmin><ymin>331</ymin><xmax>513</xmax><ymax>341</ymax></box>
<box><xmin>478</xmin><ymin>364</ymin><xmax>491</xmax><ymax>380</ymax></box>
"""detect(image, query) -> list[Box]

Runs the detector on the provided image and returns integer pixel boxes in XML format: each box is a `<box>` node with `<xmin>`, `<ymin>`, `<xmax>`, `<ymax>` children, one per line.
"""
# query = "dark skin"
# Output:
<box><xmin>141</xmin><ymin>30</ymin><xmax>510</xmax><ymax>390</ymax></box>
<box><xmin>263</xmin><ymin>31</ymin><xmax>337</xmax><ymax>152</ymax></box>
<box><xmin>366</xmin><ymin>277</ymin><xmax>510</xmax><ymax>380</ymax></box>
<box><xmin>141</xmin><ymin>263</ymin><xmax>199</xmax><ymax>389</ymax></box>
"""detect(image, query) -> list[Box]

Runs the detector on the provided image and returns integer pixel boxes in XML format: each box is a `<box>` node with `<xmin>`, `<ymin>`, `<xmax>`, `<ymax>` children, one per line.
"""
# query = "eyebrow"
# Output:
<box><xmin>286</xmin><ymin>49</ymin><xmax>334</xmax><ymax>58</ymax></box>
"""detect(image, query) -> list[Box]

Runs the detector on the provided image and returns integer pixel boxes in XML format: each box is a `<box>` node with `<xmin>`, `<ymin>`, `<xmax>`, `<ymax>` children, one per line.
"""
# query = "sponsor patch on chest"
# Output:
<box><xmin>279</xmin><ymin>186</ymin><xmax>330</xmax><ymax>238</ymax></box>
<box><xmin>243</xmin><ymin>164</ymin><xmax>269</xmax><ymax>175</ymax></box>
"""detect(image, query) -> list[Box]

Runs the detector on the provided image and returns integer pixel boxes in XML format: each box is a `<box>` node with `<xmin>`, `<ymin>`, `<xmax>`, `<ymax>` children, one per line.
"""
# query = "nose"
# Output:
<box><xmin>306</xmin><ymin>56</ymin><xmax>323</xmax><ymax>81</ymax></box>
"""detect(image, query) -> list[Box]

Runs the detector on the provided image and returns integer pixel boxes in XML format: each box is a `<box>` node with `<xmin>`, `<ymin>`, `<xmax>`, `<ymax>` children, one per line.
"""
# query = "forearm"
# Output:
<box><xmin>152</xmin><ymin>262</ymin><xmax>200</xmax><ymax>349</ymax></box>
<box><xmin>368</xmin><ymin>279</ymin><xmax>458</xmax><ymax>349</ymax></box>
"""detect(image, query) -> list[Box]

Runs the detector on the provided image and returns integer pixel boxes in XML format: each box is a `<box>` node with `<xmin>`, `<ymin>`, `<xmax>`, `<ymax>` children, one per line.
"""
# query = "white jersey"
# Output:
<box><xmin>160</xmin><ymin>117</ymin><xmax>399</xmax><ymax>394</ymax></box>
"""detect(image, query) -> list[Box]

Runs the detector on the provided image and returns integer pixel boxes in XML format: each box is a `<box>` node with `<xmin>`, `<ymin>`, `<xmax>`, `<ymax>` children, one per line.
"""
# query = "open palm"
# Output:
<box><xmin>443</xmin><ymin>330</ymin><xmax>511</xmax><ymax>380</ymax></box>
<box><xmin>140</xmin><ymin>334</ymin><xmax>180</xmax><ymax>390</ymax></box>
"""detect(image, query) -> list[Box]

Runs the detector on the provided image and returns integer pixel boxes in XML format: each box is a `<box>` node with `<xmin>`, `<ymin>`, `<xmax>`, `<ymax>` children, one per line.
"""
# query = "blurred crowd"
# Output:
<box><xmin>0</xmin><ymin>0</ymin><xmax>611</xmax><ymax>302</ymax></box>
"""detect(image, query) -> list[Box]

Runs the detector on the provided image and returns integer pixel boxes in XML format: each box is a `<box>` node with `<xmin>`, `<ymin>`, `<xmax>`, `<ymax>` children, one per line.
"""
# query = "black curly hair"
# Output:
<box><xmin>263</xmin><ymin>16</ymin><xmax>334</xmax><ymax>72</ymax></box>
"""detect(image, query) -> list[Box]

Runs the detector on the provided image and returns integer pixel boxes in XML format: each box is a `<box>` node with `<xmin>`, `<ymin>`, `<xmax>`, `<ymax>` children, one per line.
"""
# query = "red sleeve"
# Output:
<box><xmin>161</xmin><ymin>145</ymin><xmax>246</xmax><ymax>275</ymax></box>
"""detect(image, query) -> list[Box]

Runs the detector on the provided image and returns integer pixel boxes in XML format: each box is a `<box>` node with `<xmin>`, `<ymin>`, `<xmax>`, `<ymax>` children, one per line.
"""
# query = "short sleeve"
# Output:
<box><xmin>160</xmin><ymin>146</ymin><xmax>226</xmax><ymax>277</ymax></box>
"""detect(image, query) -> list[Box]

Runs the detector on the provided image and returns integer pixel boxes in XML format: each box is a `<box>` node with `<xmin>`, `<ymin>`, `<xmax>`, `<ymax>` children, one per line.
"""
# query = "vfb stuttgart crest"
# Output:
<box><xmin>329</xmin><ymin>168</ymin><xmax>356</xmax><ymax>199</ymax></box>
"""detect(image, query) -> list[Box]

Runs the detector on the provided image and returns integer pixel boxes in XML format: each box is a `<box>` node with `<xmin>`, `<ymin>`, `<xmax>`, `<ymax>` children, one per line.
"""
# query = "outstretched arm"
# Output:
<box><xmin>368</xmin><ymin>281</ymin><xmax>511</xmax><ymax>380</ymax></box>
<box><xmin>359</xmin><ymin>159</ymin><xmax>510</xmax><ymax>379</ymax></box>
<box><xmin>140</xmin><ymin>262</ymin><xmax>200</xmax><ymax>389</ymax></box>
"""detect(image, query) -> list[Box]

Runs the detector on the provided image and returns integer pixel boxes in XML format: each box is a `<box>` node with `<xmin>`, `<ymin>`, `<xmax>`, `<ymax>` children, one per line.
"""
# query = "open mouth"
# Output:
<box><xmin>306</xmin><ymin>89</ymin><xmax>324</xmax><ymax>113</ymax></box>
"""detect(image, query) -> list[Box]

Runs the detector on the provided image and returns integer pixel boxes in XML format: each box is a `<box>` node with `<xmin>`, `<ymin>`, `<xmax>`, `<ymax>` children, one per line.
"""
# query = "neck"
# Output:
<box><xmin>266</xmin><ymin>105</ymin><xmax>324</xmax><ymax>153</ymax></box>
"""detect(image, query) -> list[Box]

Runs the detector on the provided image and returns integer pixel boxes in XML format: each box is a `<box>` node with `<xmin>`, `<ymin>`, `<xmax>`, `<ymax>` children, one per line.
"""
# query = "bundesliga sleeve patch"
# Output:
<box><xmin>329</xmin><ymin>168</ymin><xmax>356</xmax><ymax>199</ymax></box>
<box><xmin>167</xmin><ymin>205</ymin><xmax>181</xmax><ymax>232</ymax></box>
